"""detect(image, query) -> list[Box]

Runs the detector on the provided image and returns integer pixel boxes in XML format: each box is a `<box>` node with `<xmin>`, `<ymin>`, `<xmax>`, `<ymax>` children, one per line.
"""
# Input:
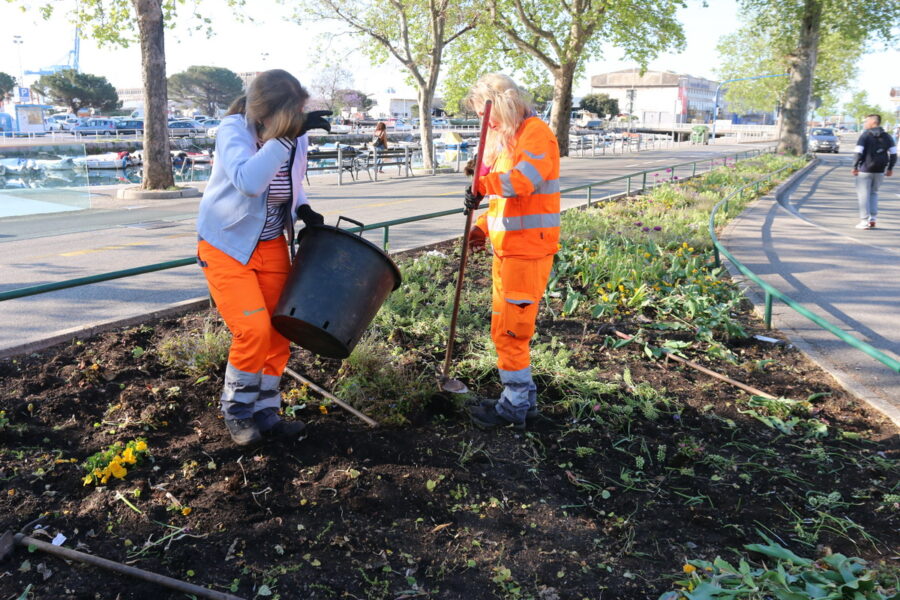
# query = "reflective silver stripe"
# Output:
<box><xmin>534</xmin><ymin>178</ymin><xmax>560</xmax><ymax>195</ymax></box>
<box><xmin>514</xmin><ymin>160</ymin><xmax>544</xmax><ymax>188</ymax></box>
<box><xmin>500</xmin><ymin>172</ymin><xmax>515</xmax><ymax>197</ymax></box>
<box><xmin>523</xmin><ymin>149</ymin><xmax>545</xmax><ymax>160</ymax></box>
<box><xmin>487</xmin><ymin>212</ymin><xmax>560</xmax><ymax>232</ymax></box>
<box><xmin>854</xmin><ymin>145</ymin><xmax>865</xmax><ymax>153</ymax></box>
<box><xmin>890</xmin><ymin>146</ymin><xmax>898</xmax><ymax>154</ymax></box>
<box><xmin>504</xmin><ymin>296</ymin><xmax>534</xmax><ymax>305</ymax></box>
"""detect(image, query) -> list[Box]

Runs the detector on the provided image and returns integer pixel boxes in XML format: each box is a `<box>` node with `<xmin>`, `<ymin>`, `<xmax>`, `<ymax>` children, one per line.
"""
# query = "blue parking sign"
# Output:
<box><xmin>18</xmin><ymin>87</ymin><xmax>31</xmax><ymax>102</ymax></box>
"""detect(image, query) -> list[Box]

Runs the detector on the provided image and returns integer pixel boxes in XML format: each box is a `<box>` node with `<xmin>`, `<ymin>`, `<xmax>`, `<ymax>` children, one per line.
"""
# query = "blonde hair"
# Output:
<box><xmin>465</xmin><ymin>73</ymin><xmax>533</xmax><ymax>165</ymax></box>
<box><xmin>227</xmin><ymin>69</ymin><xmax>309</xmax><ymax>141</ymax></box>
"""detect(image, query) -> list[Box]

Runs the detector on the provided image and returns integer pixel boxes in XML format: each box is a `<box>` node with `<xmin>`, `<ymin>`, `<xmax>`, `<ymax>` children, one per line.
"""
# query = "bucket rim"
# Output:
<box><xmin>298</xmin><ymin>223</ymin><xmax>402</xmax><ymax>290</ymax></box>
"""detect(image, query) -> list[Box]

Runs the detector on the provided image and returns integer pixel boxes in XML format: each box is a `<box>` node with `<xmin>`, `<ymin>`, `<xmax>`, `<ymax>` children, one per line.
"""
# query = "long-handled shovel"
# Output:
<box><xmin>439</xmin><ymin>100</ymin><xmax>493</xmax><ymax>394</ymax></box>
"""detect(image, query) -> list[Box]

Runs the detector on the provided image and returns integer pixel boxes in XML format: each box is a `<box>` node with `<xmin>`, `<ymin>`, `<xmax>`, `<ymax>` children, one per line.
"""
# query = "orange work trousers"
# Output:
<box><xmin>490</xmin><ymin>254</ymin><xmax>554</xmax><ymax>372</ymax></box>
<box><xmin>197</xmin><ymin>238</ymin><xmax>291</xmax><ymax>379</ymax></box>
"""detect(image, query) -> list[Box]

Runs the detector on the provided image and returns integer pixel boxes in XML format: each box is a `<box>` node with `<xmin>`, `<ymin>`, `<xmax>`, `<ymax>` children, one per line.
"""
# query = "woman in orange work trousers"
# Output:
<box><xmin>196</xmin><ymin>69</ymin><xmax>331</xmax><ymax>446</ymax></box>
<box><xmin>463</xmin><ymin>73</ymin><xmax>561</xmax><ymax>430</ymax></box>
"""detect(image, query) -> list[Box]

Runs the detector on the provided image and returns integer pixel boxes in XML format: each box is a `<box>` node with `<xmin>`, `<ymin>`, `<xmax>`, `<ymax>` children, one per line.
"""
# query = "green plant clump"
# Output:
<box><xmin>659</xmin><ymin>534</ymin><xmax>900</xmax><ymax>600</ymax></box>
<box><xmin>157</xmin><ymin>317</ymin><xmax>231</xmax><ymax>376</ymax></box>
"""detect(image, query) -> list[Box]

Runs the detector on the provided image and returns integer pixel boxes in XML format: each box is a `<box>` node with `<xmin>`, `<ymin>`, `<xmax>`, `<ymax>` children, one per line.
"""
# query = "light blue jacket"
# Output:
<box><xmin>197</xmin><ymin>114</ymin><xmax>310</xmax><ymax>264</ymax></box>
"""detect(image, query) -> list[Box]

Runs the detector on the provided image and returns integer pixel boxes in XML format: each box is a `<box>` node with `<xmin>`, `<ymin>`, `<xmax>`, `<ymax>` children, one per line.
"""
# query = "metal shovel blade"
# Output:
<box><xmin>439</xmin><ymin>375</ymin><xmax>469</xmax><ymax>395</ymax></box>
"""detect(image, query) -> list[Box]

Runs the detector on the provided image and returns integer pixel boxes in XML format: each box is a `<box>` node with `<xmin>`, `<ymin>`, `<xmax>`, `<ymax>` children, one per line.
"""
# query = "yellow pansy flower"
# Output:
<box><xmin>108</xmin><ymin>461</ymin><xmax>127</xmax><ymax>479</ymax></box>
<box><xmin>121</xmin><ymin>447</ymin><xmax>137</xmax><ymax>465</ymax></box>
<box><xmin>134</xmin><ymin>440</ymin><xmax>148</xmax><ymax>452</ymax></box>
<box><xmin>683</xmin><ymin>564</ymin><xmax>697</xmax><ymax>574</ymax></box>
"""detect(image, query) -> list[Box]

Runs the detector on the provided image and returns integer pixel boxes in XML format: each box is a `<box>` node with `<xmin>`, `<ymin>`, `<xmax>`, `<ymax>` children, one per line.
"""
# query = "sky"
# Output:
<box><xmin>1</xmin><ymin>0</ymin><xmax>898</xmax><ymax>108</ymax></box>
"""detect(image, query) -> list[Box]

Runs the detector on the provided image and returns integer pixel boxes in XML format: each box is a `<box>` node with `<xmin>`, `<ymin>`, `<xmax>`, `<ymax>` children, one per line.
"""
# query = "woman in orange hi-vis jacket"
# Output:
<box><xmin>463</xmin><ymin>73</ymin><xmax>561</xmax><ymax>430</ymax></box>
<box><xmin>197</xmin><ymin>70</ymin><xmax>331</xmax><ymax>446</ymax></box>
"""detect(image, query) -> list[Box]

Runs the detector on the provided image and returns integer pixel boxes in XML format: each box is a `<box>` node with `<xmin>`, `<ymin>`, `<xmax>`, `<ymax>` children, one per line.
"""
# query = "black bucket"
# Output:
<box><xmin>272</xmin><ymin>216</ymin><xmax>402</xmax><ymax>359</ymax></box>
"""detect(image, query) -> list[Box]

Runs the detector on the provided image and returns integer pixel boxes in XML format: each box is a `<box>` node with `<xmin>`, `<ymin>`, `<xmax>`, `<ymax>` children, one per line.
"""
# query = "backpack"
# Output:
<box><xmin>867</xmin><ymin>131</ymin><xmax>890</xmax><ymax>170</ymax></box>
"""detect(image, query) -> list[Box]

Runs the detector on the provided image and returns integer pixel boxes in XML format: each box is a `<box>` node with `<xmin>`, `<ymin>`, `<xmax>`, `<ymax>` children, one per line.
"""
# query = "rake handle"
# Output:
<box><xmin>442</xmin><ymin>100</ymin><xmax>493</xmax><ymax>379</ymax></box>
<box><xmin>14</xmin><ymin>534</ymin><xmax>246</xmax><ymax>600</ymax></box>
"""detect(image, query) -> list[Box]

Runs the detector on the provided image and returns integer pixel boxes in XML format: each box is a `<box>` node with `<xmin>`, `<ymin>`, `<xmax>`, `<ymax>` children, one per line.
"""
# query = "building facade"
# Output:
<box><xmin>590</xmin><ymin>69</ymin><xmax>718</xmax><ymax>125</ymax></box>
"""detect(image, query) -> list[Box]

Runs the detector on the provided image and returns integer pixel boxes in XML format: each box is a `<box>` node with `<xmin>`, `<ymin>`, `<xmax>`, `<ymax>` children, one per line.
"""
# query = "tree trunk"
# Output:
<box><xmin>550</xmin><ymin>63</ymin><xmax>576</xmax><ymax>157</ymax></box>
<box><xmin>417</xmin><ymin>87</ymin><xmax>435</xmax><ymax>170</ymax></box>
<box><xmin>134</xmin><ymin>0</ymin><xmax>173</xmax><ymax>190</ymax></box>
<box><xmin>777</xmin><ymin>0</ymin><xmax>821</xmax><ymax>155</ymax></box>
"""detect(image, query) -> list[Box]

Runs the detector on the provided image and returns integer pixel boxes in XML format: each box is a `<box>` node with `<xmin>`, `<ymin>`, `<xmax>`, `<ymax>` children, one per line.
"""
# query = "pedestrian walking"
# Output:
<box><xmin>462</xmin><ymin>73</ymin><xmax>561</xmax><ymax>430</ymax></box>
<box><xmin>196</xmin><ymin>69</ymin><xmax>331</xmax><ymax>446</ymax></box>
<box><xmin>852</xmin><ymin>113</ymin><xmax>896</xmax><ymax>229</ymax></box>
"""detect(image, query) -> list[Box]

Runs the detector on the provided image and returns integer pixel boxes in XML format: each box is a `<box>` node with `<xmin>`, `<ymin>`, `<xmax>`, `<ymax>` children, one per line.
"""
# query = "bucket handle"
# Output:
<box><xmin>336</xmin><ymin>215</ymin><xmax>366</xmax><ymax>236</ymax></box>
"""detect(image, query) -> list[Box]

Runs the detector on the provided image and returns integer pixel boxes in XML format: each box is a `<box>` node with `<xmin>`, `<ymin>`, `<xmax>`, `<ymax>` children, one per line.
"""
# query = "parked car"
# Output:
<box><xmin>116</xmin><ymin>119</ymin><xmax>144</xmax><ymax>135</ymax></box>
<box><xmin>392</xmin><ymin>119</ymin><xmax>413</xmax><ymax>132</ymax></box>
<box><xmin>46</xmin><ymin>114</ymin><xmax>79</xmax><ymax>132</ymax></box>
<box><xmin>72</xmin><ymin>118</ymin><xmax>118</xmax><ymax>136</ymax></box>
<box><xmin>201</xmin><ymin>118</ymin><xmax>220</xmax><ymax>130</ymax></box>
<box><xmin>167</xmin><ymin>119</ymin><xmax>205</xmax><ymax>137</ymax></box>
<box><xmin>206</xmin><ymin>124</ymin><xmax>220</xmax><ymax>138</ymax></box>
<box><xmin>583</xmin><ymin>120</ymin><xmax>604</xmax><ymax>130</ymax></box>
<box><xmin>808</xmin><ymin>127</ymin><xmax>840</xmax><ymax>153</ymax></box>
<box><xmin>431</xmin><ymin>118</ymin><xmax>449</xmax><ymax>128</ymax></box>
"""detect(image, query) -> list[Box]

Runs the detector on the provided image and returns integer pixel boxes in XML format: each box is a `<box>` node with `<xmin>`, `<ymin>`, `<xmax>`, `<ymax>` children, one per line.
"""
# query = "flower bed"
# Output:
<box><xmin>1</xmin><ymin>155</ymin><xmax>897</xmax><ymax>600</ymax></box>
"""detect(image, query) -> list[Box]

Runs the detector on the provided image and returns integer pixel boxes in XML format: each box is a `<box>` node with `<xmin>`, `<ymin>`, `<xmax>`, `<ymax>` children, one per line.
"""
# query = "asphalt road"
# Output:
<box><xmin>722</xmin><ymin>136</ymin><xmax>900</xmax><ymax>423</ymax></box>
<box><xmin>0</xmin><ymin>141</ymin><xmax>763</xmax><ymax>353</ymax></box>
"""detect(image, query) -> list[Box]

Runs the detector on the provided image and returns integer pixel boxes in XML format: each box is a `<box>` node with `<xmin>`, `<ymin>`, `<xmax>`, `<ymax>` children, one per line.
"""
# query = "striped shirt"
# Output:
<box><xmin>259</xmin><ymin>139</ymin><xmax>294</xmax><ymax>241</ymax></box>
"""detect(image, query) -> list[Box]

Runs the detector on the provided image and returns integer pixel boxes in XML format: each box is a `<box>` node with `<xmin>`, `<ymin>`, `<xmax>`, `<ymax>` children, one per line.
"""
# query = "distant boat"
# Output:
<box><xmin>73</xmin><ymin>152</ymin><xmax>136</xmax><ymax>170</ymax></box>
<box><xmin>0</xmin><ymin>158</ymin><xmax>41</xmax><ymax>176</ymax></box>
<box><xmin>34</xmin><ymin>157</ymin><xmax>77</xmax><ymax>171</ymax></box>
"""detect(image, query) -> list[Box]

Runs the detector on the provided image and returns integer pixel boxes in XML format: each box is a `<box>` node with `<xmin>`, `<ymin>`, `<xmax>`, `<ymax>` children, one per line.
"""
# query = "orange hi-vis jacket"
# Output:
<box><xmin>474</xmin><ymin>116</ymin><xmax>561</xmax><ymax>259</ymax></box>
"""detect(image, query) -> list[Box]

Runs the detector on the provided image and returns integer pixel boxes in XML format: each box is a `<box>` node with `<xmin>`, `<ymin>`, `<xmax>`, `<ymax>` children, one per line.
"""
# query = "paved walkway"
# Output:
<box><xmin>0</xmin><ymin>141</ymin><xmax>762</xmax><ymax>354</ymax></box>
<box><xmin>722</xmin><ymin>153</ymin><xmax>900</xmax><ymax>424</ymax></box>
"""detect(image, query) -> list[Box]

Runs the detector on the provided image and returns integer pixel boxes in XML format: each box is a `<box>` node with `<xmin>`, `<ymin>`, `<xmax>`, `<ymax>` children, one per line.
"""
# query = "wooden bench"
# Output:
<box><xmin>305</xmin><ymin>148</ymin><xmax>364</xmax><ymax>185</ymax></box>
<box><xmin>355</xmin><ymin>147</ymin><xmax>414</xmax><ymax>182</ymax></box>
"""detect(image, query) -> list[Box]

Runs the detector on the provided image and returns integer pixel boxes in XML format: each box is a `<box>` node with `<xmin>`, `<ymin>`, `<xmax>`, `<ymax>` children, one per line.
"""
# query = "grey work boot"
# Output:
<box><xmin>224</xmin><ymin>417</ymin><xmax>262</xmax><ymax>446</ymax></box>
<box><xmin>254</xmin><ymin>408</ymin><xmax>308</xmax><ymax>442</ymax></box>
<box><xmin>477</xmin><ymin>398</ymin><xmax>540</xmax><ymax>420</ymax></box>
<box><xmin>469</xmin><ymin>403</ymin><xmax>526</xmax><ymax>430</ymax></box>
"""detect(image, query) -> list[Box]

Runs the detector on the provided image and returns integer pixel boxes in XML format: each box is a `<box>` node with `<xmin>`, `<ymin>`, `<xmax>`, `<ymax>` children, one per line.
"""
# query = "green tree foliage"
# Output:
<box><xmin>715</xmin><ymin>22</ymin><xmax>861</xmax><ymax>116</ymax></box>
<box><xmin>168</xmin><ymin>65</ymin><xmax>244</xmax><ymax>116</ymax></box>
<box><xmin>580</xmin><ymin>93</ymin><xmax>618</xmax><ymax>118</ymax></box>
<box><xmin>528</xmin><ymin>83</ymin><xmax>554</xmax><ymax>114</ymax></box>
<box><xmin>842</xmin><ymin>90</ymin><xmax>886</xmax><ymax>128</ymax></box>
<box><xmin>461</xmin><ymin>0</ymin><xmax>685</xmax><ymax>155</ymax></box>
<box><xmin>737</xmin><ymin>0</ymin><xmax>899</xmax><ymax>154</ymax></box>
<box><xmin>292</xmin><ymin>0</ymin><xmax>477</xmax><ymax>169</ymax></box>
<box><xmin>0</xmin><ymin>72</ymin><xmax>16</xmax><ymax>102</ymax></box>
<box><xmin>33</xmin><ymin>70</ymin><xmax>121</xmax><ymax>114</ymax></box>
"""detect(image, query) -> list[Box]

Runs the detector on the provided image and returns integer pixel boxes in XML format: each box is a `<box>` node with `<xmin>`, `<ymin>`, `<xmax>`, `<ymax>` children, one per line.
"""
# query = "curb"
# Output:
<box><xmin>719</xmin><ymin>159</ymin><xmax>900</xmax><ymax>428</ymax></box>
<box><xmin>116</xmin><ymin>186</ymin><xmax>203</xmax><ymax>200</ymax></box>
<box><xmin>0</xmin><ymin>297</ymin><xmax>210</xmax><ymax>360</ymax></box>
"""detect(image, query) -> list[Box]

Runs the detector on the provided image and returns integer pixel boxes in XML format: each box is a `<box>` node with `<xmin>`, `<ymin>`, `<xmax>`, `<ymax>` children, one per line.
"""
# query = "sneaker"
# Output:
<box><xmin>262</xmin><ymin>419</ymin><xmax>308</xmax><ymax>442</ymax></box>
<box><xmin>224</xmin><ymin>418</ymin><xmax>262</xmax><ymax>446</ymax></box>
<box><xmin>855</xmin><ymin>220</ymin><xmax>870</xmax><ymax>229</ymax></box>
<box><xmin>468</xmin><ymin>404</ymin><xmax>526</xmax><ymax>430</ymax></box>
<box><xmin>868</xmin><ymin>220</ymin><xmax>876</xmax><ymax>229</ymax></box>
<box><xmin>477</xmin><ymin>398</ymin><xmax>540</xmax><ymax>420</ymax></box>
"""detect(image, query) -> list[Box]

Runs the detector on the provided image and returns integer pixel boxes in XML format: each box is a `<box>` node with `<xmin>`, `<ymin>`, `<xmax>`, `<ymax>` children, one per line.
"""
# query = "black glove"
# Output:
<box><xmin>463</xmin><ymin>185</ymin><xmax>483</xmax><ymax>215</ymax></box>
<box><xmin>299</xmin><ymin>110</ymin><xmax>333</xmax><ymax>136</ymax></box>
<box><xmin>296</xmin><ymin>204</ymin><xmax>324</xmax><ymax>227</ymax></box>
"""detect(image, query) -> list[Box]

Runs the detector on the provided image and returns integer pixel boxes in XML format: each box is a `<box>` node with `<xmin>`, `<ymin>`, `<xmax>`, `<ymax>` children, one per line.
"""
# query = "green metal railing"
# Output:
<box><xmin>0</xmin><ymin>148</ymin><xmax>767</xmax><ymax>303</ymax></box>
<box><xmin>708</xmin><ymin>166</ymin><xmax>900</xmax><ymax>374</ymax></box>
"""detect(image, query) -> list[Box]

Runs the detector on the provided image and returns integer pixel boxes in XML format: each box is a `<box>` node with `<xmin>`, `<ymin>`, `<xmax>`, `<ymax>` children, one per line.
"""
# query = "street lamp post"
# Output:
<box><xmin>710</xmin><ymin>73</ymin><xmax>789</xmax><ymax>143</ymax></box>
<box><xmin>12</xmin><ymin>35</ymin><xmax>25</xmax><ymax>90</ymax></box>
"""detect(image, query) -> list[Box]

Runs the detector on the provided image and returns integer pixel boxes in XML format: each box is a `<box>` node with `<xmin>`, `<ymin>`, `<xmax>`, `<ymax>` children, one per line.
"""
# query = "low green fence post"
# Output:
<box><xmin>626</xmin><ymin>176</ymin><xmax>632</xmax><ymax>195</ymax></box>
<box><xmin>764</xmin><ymin>291</ymin><xmax>773</xmax><ymax>329</ymax></box>
<box><xmin>641</xmin><ymin>172</ymin><xmax>647</xmax><ymax>191</ymax></box>
<box><xmin>383</xmin><ymin>226</ymin><xmax>390</xmax><ymax>250</ymax></box>
<box><xmin>587</xmin><ymin>186</ymin><xmax>593</xmax><ymax>207</ymax></box>
<box><xmin>692</xmin><ymin>162</ymin><xmax>697</xmax><ymax>178</ymax></box>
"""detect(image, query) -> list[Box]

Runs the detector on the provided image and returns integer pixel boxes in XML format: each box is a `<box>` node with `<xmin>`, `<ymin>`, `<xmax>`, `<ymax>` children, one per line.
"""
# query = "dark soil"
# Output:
<box><xmin>1</xmin><ymin>240</ymin><xmax>897</xmax><ymax>600</ymax></box>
